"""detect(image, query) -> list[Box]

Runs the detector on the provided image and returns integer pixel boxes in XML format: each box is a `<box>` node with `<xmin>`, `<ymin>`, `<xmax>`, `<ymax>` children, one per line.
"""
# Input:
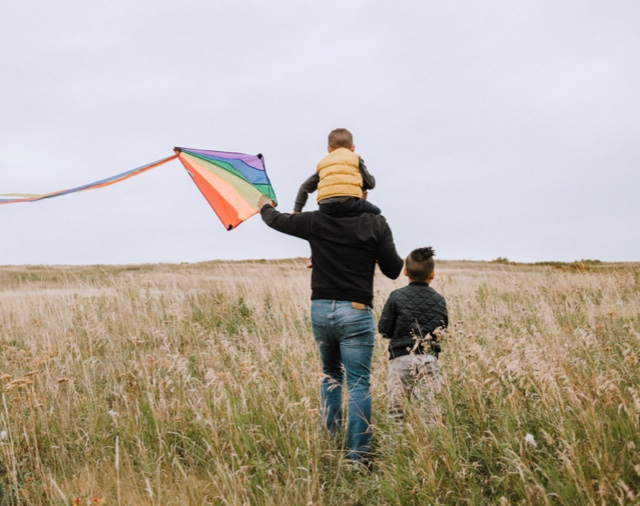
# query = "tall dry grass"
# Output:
<box><xmin>0</xmin><ymin>260</ymin><xmax>638</xmax><ymax>505</ymax></box>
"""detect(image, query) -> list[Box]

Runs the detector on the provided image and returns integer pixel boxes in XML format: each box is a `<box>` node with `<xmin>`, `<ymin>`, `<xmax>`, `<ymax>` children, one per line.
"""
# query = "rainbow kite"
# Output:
<box><xmin>0</xmin><ymin>147</ymin><xmax>277</xmax><ymax>230</ymax></box>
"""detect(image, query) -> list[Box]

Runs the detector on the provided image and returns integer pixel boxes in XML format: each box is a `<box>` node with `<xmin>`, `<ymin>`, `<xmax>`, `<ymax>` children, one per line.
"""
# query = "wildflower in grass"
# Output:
<box><xmin>73</xmin><ymin>497</ymin><xmax>104</xmax><ymax>505</ymax></box>
<box><xmin>525</xmin><ymin>433</ymin><xmax>537</xmax><ymax>447</ymax></box>
<box><xmin>0</xmin><ymin>430</ymin><xmax>7</xmax><ymax>440</ymax></box>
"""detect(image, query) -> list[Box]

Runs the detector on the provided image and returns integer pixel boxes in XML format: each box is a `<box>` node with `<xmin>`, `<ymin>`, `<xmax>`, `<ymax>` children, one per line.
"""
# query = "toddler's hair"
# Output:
<box><xmin>405</xmin><ymin>247</ymin><xmax>435</xmax><ymax>281</ymax></box>
<box><xmin>328</xmin><ymin>128</ymin><xmax>353</xmax><ymax>149</ymax></box>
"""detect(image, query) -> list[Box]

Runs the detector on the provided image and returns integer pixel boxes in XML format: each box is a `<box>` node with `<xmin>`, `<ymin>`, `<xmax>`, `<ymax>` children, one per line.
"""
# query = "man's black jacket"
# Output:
<box><xmin>260</xmin><ymin>205</ymin><xmax>403</xmax><ymax>306</ymax></box>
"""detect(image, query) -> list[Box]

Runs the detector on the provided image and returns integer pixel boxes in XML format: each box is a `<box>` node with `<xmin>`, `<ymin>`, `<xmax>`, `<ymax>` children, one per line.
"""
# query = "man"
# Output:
<box><xmin>258</xmin><ymin>195</ymin><xmax>403</xmax><ymax>464</ymax></box>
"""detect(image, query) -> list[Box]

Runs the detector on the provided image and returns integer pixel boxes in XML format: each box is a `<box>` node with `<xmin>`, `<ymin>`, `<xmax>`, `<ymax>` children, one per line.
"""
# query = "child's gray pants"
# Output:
<box><xmin>387</xmin><ymin>354</ymin><xmax>441</xmax><ymax>423</ymax></box>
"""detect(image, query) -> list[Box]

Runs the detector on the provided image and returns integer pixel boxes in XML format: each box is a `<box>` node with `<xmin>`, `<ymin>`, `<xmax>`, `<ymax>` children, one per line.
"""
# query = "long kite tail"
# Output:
<box><xmin>0</xmin><ymin>153</ymin><xmax>179</xmax><ymax>205</ymax></box>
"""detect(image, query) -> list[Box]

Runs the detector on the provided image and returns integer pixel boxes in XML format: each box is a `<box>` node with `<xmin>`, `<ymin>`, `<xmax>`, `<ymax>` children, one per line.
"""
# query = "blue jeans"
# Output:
<box><xmin>310</xmin><ymin>300</ymin><xmax>375</xmax><ymax>462</ymax></box>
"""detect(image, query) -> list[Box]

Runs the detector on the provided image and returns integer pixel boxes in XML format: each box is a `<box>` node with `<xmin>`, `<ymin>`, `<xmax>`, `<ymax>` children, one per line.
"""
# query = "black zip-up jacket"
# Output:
<box><xmin>378</xmin><ymin>282</ymin><xmax>448</xmax><ymax>359</ymax></box>
<box><xmin>260</xmin><ymin>205</ymin><xmax>403</xmax><ymax>306</ymax></box>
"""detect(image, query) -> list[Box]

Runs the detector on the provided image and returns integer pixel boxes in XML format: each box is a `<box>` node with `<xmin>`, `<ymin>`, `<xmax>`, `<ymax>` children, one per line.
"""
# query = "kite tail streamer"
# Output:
<box><xmin>0</xmin><ymin>154</ymin><xmax>179</xmax><ymax>205</ymax></box>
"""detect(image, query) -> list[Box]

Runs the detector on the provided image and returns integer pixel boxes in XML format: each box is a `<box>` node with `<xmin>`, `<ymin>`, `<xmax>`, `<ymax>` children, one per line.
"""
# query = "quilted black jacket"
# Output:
<box><xmin>378</xmin><ymin>281</ymin><xmax>448</xmax><ymax>359</ymax></box>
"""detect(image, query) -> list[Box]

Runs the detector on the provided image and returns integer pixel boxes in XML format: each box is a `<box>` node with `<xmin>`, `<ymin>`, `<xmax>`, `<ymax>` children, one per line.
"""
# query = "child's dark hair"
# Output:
<box><xmin>405</xmin><ymin>247</ymin><xmax>435</xmax><ymax>281</ymax></box>
<box><xmin>328</xmin><ymin>128</ymin><xmax>353</xmax><ymax>149</ymax></box>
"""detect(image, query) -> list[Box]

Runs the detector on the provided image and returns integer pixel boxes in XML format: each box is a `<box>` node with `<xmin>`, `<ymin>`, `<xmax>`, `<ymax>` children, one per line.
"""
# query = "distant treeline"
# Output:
<box><xmin>491</xmin><ymin>257</ymin><xmax>605</xmax><ymax>269</ymax></box>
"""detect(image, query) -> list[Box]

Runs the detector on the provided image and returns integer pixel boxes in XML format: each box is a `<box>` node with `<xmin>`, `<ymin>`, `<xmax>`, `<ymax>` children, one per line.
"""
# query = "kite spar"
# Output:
<box><xmin>0</xmin><ymin>147</ymin><xmax>278</xmax><ymax>230</ymax></box>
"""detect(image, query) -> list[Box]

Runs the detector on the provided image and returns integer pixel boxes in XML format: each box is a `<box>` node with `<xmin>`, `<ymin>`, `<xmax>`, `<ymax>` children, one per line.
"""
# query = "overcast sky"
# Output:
<box><xmin>2</xmin><ymin>1</ymin><xmax>638</xmax><ymax>265</ymax></box>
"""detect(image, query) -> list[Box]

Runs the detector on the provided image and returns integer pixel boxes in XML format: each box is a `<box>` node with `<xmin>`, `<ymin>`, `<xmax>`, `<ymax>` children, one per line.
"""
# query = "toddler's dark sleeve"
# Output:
<box><xmin>293</xmin><ymin>173</ymin><xmax>320</xmax><ymax>212</ymax></box>
<box><xmin>359</xmin><ymin>158</ymin><xmax>376</xmax><ymax>191</ymax></box>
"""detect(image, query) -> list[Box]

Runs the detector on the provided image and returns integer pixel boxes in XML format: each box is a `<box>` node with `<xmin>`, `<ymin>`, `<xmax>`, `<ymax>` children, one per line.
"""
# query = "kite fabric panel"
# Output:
<box><xmin>0</xmin><ymin>147</ymin><xmax>278</xmax><ymax>230</ymax></box>
<box><xmin>174</xmin><ymin>147</ymin><xmax>277</xmax><ymax>230</ymax></box>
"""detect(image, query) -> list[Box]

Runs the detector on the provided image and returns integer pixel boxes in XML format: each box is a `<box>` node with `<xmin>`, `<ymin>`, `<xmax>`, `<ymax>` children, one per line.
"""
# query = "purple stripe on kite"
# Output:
<box><xmin>177</xmin><ymin>147</ymin><xmax>273</xmax><ymax>186</ymax></box>
<box><xmin>177</xmin><ymin>147</ymin><xmax>266</xmax><ymax>171</ymax></box>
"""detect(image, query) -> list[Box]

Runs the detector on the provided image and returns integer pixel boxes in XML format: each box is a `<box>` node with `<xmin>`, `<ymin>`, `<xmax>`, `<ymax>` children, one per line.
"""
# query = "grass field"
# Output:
<box><xmin>0</xmin><ymin>259</ymin><xmax>638</xmax><ymax>505</ymax></box>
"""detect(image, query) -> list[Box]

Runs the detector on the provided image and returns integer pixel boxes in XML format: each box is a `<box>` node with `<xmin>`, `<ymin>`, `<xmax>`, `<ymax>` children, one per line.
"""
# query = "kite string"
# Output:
<box><xmin>0</xmin><ymin>153</ymin><xmax>179</xmax><ymax>205</ymax></box>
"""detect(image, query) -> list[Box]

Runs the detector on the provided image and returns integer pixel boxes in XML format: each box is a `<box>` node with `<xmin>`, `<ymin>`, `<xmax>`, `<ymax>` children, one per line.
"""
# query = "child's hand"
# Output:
<box><xmin>362</xmin><ymin>191</ymin><xmax>369</xmax><ymax>200</ymax></box>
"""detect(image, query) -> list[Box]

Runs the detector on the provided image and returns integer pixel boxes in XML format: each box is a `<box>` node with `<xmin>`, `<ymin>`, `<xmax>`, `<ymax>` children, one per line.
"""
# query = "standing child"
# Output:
<box><xmin>378</xmin><ymin>247</ymin><xmax>448</xmax><ymax>423</ymax></box>
<box><xmin>293</xmin><ymin>128</ymin><xmax>380</xmax><ymax>216</ymax></box>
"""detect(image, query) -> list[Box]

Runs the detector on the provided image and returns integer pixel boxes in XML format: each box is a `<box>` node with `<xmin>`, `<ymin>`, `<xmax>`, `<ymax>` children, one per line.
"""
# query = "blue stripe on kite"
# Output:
<box><xmin>208</xmin><ymin>158</ymin><xmax>271</xmax><ymax>185</ymax></box>
<box><xmin>179</xmin><ymin>149</ymin><xmax>271</xmax><ymax>186</ymax></box>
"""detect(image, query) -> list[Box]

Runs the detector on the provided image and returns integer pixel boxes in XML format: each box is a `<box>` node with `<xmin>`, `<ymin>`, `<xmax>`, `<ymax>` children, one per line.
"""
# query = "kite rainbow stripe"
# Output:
<box><xmin>0</xmin><ymin>147</ymin><xmax>277</xmax><ymax>230</ymax></box>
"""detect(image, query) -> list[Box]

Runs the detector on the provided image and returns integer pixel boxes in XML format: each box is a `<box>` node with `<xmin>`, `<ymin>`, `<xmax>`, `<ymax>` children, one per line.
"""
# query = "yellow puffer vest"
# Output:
<box><xmin>316</xmin><ymin>148</ymin><xmax>362</xmax><ymax>202</ymax></box>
